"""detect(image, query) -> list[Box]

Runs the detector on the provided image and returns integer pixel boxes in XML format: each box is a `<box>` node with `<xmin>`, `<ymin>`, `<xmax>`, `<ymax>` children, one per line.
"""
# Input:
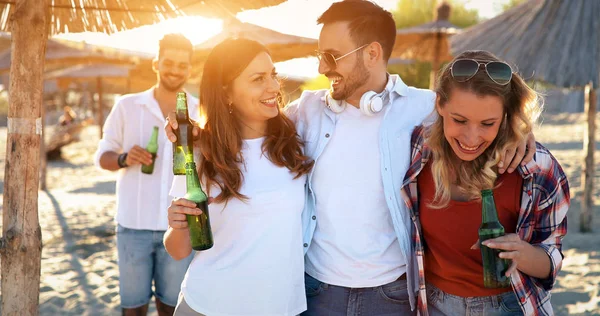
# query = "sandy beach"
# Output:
<box><xmin>0</xmin><ymin>112</ymin><xmax>598</xmax><ymax>315</ymax></box>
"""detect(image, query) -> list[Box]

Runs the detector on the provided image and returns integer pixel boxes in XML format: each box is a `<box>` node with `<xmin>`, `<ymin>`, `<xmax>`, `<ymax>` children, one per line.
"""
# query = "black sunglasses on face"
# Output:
<box><xmin>450</xmin><ymin>59</ymin><xmax>513</xmax><ymax>85</ymax></box>
<box><xmin>315</xmin><ymin>44</ymin><xmax>369</xmax><ymax>70</ymax></box>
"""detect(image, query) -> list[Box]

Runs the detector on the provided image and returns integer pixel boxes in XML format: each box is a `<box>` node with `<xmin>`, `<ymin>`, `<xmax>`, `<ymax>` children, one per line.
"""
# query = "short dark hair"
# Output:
<box><xmin>317</xmin><ymin>0</ymin><xmax>396</xmax><ymax>62</ymax></box>
<box><xmin>157</xmin><ymin>33</ymin><xmax>193</xmax><ymax>60</ymax></box>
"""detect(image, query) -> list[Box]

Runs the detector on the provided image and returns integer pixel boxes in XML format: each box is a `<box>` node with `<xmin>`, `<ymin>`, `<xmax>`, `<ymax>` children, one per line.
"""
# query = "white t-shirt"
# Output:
<box><xmin>170</xmin><ymin>137</ymin><xmax>307</xmax><ymax>316</ymax></box>
<box><xmin>305</xmin><ymin>103</ymin><xmax>406</xmax><ymax>288</ymax></box>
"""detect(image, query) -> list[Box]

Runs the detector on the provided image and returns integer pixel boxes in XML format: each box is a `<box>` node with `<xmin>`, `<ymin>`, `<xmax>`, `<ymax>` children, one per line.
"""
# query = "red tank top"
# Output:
<box><xmin>417</xmin><ymin>160</ymin><xmax>522</xmax><ymax>297</ymax></box>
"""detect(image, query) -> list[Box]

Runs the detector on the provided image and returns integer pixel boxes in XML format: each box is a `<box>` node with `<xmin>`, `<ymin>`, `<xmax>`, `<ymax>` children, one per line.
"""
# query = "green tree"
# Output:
<box><xmin>391</xmin><ymin>0</ymin><xmax>480</xmax><ymax>88</ymax></box>
<box><xmin>502</xmin><ymin>0</ymin><xmax>527</xmax><ymax>11</ymax></box>
<box><xmin>388</xmin><ymin>61</ymin><xmax>432</xmax><ymax>89</ymax></box>
<box><xmin>394</xmin><ymin>0</ymin><xmax>480</xmax><ymax>30</ymax></box>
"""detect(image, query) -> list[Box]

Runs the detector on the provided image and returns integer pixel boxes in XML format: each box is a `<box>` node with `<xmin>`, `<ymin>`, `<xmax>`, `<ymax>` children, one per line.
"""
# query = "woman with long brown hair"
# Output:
<box><xmin>402</xmin><ymin>51</ymin><xmax>569</xmax><ymax>315</ymax></box>
<box><xmin>163</xmin><ymin>38</ymin><xmax>313</xmax><ymax>316</ymax></box>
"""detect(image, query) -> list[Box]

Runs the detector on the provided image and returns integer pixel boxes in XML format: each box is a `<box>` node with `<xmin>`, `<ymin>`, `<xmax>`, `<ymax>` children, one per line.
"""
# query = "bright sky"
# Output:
<box><xmin>57</xmin><ymin>0</ymin><xmax>508</xmax><ymax>79</ymax></box>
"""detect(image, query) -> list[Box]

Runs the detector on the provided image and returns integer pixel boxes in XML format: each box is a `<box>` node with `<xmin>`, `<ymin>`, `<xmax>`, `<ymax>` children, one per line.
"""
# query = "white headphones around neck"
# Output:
<box><xmin>324</xmin><ymin>76</ymin><xmax>393</xmax><ymax>116</ymax></box>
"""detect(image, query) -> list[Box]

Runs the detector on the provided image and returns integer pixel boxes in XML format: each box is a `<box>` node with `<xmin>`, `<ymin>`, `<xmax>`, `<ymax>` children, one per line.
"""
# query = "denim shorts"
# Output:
<box><xmin>426</xmin><ymin>283</ymin><xmax>524</xmax><ymax>316</ymax></box>
<box><xmin>116</xmin><ymin>224</ymin><xmax>194</xmax><ymax>308</ymax></box>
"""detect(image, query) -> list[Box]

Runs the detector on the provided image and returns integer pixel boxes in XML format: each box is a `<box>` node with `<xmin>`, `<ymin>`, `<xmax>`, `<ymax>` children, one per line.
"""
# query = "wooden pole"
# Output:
<box><xmin>97</xmin><ymin>76</ymin><xmax>103</xmax><ymax>139</ymax></box>
<box><xmin>581</xmin><ymin>82</ymin><xmax>596</xmax><ymax>233</ymax></box>
<box><xmin>1</xmin><ymin>0</ymin><xmax>48</xmax><ymax>315</ymax></box>
<box><xmin>126</xmin><ymin>74</ymin><xmax>132</xmax><ymax>93</ymax></box>
<box><xmin>429</xmin><ymin>32</ymin><xmax>442</xmax><ymax>90</ymax></box>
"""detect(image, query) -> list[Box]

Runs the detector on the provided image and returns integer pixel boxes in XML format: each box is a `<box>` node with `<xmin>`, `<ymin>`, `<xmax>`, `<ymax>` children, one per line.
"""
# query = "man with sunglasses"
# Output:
<box><xmin>284</xmin><ymin>2</ymin><xmax>435</xmax><ymax>314</ymax></box>
<box><xmin>164</xmin><ymin>1</ymin><xmax>534</xmax><ymax>315</ymax></box>
<box><xmin>285</xmin><ymin>1</ymin><xmax>533</xmax><ymax>315</ymax></box>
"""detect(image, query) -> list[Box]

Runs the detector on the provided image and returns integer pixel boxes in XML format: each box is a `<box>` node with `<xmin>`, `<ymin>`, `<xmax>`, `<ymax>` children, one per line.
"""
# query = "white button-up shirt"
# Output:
<box><xmin>94</xmin><ymin>88</ymin><xmax>200</xmax><ymax>231</ymax></box>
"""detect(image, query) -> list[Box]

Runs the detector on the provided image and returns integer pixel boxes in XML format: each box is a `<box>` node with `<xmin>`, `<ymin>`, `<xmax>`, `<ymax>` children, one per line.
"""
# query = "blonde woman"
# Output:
<box><xmin>402</xmin><ymin>51</ymin><xmax>569</xmax><ymax>316</ymax></box>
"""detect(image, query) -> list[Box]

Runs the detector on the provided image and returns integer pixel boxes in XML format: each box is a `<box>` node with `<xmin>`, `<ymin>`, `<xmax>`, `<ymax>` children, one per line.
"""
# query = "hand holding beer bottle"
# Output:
<box><xmin>475</xmin><ymin>219</ymin><xmax>550</xmax><ymax>280</ymax></box>
<box><xmin>183</xmin><ymin>154</ymin><xmax>214</xmax><ymax>251</ymax></box>
<box><xmin>123</xmin><ymin>146</ymin><xmax>154</xmax><ymax>167</ymax></box>
<box><xmin>172</xmin><ymin>92</ymin><xmax>195</xmax><ymax>175</ymax></box>
<box><xmin>165</xmin><ymin>92</ymin><xmax>201</xmax><ymax>157</ymax></box>
<box><xmin>167</xmin><ymin>156</ymin><xmax>214</xmax><ymax>252</ymax></box>
<box><xmin>478</xmin><ymin>189</ymin><xmax>511</xmax><ymax>288</ymax></box>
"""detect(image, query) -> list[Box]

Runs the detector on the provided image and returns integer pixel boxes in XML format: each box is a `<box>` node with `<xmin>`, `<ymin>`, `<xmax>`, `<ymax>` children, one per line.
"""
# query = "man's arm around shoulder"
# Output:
<box><xmin>283</xmin><ymin>89</ymin><xmax>328</xmax><ymax>124</ymax></box>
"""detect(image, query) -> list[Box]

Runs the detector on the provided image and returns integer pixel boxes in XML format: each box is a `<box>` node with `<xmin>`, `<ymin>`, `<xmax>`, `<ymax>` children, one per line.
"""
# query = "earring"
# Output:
<box><xmin>228</xmin><ymin>102</ymin><xmax>233</xmax><ymax>114</ymax></box>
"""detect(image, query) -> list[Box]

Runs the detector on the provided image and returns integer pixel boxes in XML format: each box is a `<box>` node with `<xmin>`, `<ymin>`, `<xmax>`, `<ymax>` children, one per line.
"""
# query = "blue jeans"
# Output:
<box><xmin>426</xmin><ymin>283</ymin><xmax>524</xmax><ymax>316</ymax></box>
<box><xmin>116</xmin><ymin>224</ymin><xmax>194</xmax><ymax>308</ymax></box>
<box><xmin>302</xmin><ymin>273</ymin><xmax>415</xmax><ymax>316</ymax></box>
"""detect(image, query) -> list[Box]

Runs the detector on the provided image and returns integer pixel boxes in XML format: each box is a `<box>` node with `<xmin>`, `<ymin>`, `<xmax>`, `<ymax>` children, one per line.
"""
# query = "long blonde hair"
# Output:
<box><xmin>426</xmin><ymin>50</ymin><xmax>542</xmax><ymax>208</ymax></box>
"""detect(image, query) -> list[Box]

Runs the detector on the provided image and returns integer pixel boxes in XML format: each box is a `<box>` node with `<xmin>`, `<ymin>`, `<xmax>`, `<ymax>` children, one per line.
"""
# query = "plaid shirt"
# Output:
<box><xmin>400</xmin><ymin>126</ymin><xmax>570</xmax><ymax>316</ymax></box>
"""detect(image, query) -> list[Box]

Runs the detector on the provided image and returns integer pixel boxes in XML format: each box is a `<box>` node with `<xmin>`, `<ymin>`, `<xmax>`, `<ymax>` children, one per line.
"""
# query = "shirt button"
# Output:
<box><xmin>520</xmin><ymin>297</ymin><xmax>526</xmax><ymax>303</ymax></box>
<box><xmin>325</xmin><ymin>133</ymin><xmax>330</xmax><ymax>138</ymax></box>
<box><xmin>303</xmin><ymin>243</ymin><xmax>308</xmax><ymax>247</ymax></box>
<box><xmin>312</xmin><ymin>216</ymin><xmax>316</xmax><ymax>220</ymax></box>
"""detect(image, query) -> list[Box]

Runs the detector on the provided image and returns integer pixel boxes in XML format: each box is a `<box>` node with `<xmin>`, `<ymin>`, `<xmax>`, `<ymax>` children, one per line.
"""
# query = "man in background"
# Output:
<box><xmin>95</xmin><ymin>33</ymin><xmax>200</xmax><ymax>316</ymax></box>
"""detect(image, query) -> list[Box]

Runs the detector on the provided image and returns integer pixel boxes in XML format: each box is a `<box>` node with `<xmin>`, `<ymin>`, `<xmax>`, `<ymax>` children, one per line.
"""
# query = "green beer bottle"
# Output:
<box><xmin>173</xmin><ymin>92</ymin><xmax>194</xmax><ymax>175</ymax></box>
<box><xmin>479</xmin><ymin>189</ymin><xmax>511</xmax><ymax>288</ymax></box>
<box><xmin>184</xmin><ymin>155</ymin><xmax>214</xmax><ymax>251</ymax></box>
<box><xmin>141</xmin><ymin>126</ymin><xmax>159</xmax><ymax>174</ymax></box>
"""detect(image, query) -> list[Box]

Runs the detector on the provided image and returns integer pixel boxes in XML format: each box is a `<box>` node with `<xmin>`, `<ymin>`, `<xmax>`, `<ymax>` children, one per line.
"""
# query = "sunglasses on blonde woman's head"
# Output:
<box><xmin>315</xmin><ymin>44</ymin><xmax>369</xmax><ymax>70</ymax></box>
<box><xmin>450</xmin><ymin>59</ymin><xmax>513</xmax><ymax>85</ymax></box>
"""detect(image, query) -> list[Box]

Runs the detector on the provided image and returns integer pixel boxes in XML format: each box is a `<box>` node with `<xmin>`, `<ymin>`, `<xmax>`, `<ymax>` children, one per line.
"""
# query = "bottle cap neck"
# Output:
<box><xmin>185</xmin><ymin>162</ymin><xmax>207</xmax><ymax>201</ymax></box>
<box><xmin>150</xmin><ymin>126</ymin><xmax>159</xmax><ymax>140</ymax></box>
<box><xmin>481</xmin><ymin>190</ymin><xmax>500</xmax><ymax>222</ymax></box>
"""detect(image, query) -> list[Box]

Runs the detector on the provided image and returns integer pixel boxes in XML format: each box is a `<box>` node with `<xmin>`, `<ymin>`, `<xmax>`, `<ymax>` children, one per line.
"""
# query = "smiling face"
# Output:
<box><xmin>228</xmin><ymin>51</ymin><xmax>280</xmax><ymax>126</ymax></box>
<box><xmin>318</xmin><ymin>21</ymin><xmax>370</xmax><ymax>101</ymax></box>
<box><xmin>438</xmin><ymin>88</ymin><xmax>505</xmax><ymax>162</ymax></box>
<box><xmin>153</xmin><ymin>48</ymin><xmax>192</xmax><ymax>92</ymax></box>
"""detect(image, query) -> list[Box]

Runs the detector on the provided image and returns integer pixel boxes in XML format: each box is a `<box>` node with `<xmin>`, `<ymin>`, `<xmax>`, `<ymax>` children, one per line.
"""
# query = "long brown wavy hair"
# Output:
<box><xmin>426</xmin><ymin>50</ymin><xmax>542</xmax><ymax>208</ymax></box>
<box><xmin>197</xmin><ymin>38</ymin><xmax>313</xmax><ymax>203</ymax></box>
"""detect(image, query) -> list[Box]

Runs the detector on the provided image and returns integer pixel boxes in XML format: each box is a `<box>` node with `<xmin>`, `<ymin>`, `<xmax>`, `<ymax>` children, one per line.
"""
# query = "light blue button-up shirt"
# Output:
<box><xmin>284</xmin><ymin>74</ymin><xmax>436</xmax><ymax>310</ymax></box>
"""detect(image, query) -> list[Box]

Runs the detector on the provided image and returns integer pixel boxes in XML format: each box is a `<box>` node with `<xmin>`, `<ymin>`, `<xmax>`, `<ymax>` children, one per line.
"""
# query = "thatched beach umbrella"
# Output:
<box><xmin>44</xmin><ymin>63</ymin><xmax>156</xmax><ymax>135</ymax></box>
<box><xmin>0</xmin><ymin>38</ymin><xmax>154</xmax><ymax>141</ymax></box>
<box><xmin>0</xmin><ymin>1</ymin><xmax>287</xmax><ymax>34</ymax></box>
<box><xmin>0</xmin><ymin>37</ymin><xmax>152</xmax><ymax>73</ymax></box>
<box><xmin>0</xmin><ymin>0</ymin><xmax>285</xmax><ymax>314</ymax></box>
<box><xmin>44</xmin><ymin>62</ymin><xmax>156</xmax><ymax>110</ymax></box>
<box><xmin>451</xmin><ymin>0</ymin><xmax>599</xmax><ymax>232</ymax></box>
<box><xmin>392</xmin><ymin>2</ymin><xmax>460</xmax><ymax>88</ymax></box>
<box><xmin>44</xmin><ymin>63</ymin><xmax>152</xmax><ymax>93</ymax></box>
<box><xmin>193</xmin><ymin>17</ymin><xmax>317</xmax><ymax>77</ymax></box>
